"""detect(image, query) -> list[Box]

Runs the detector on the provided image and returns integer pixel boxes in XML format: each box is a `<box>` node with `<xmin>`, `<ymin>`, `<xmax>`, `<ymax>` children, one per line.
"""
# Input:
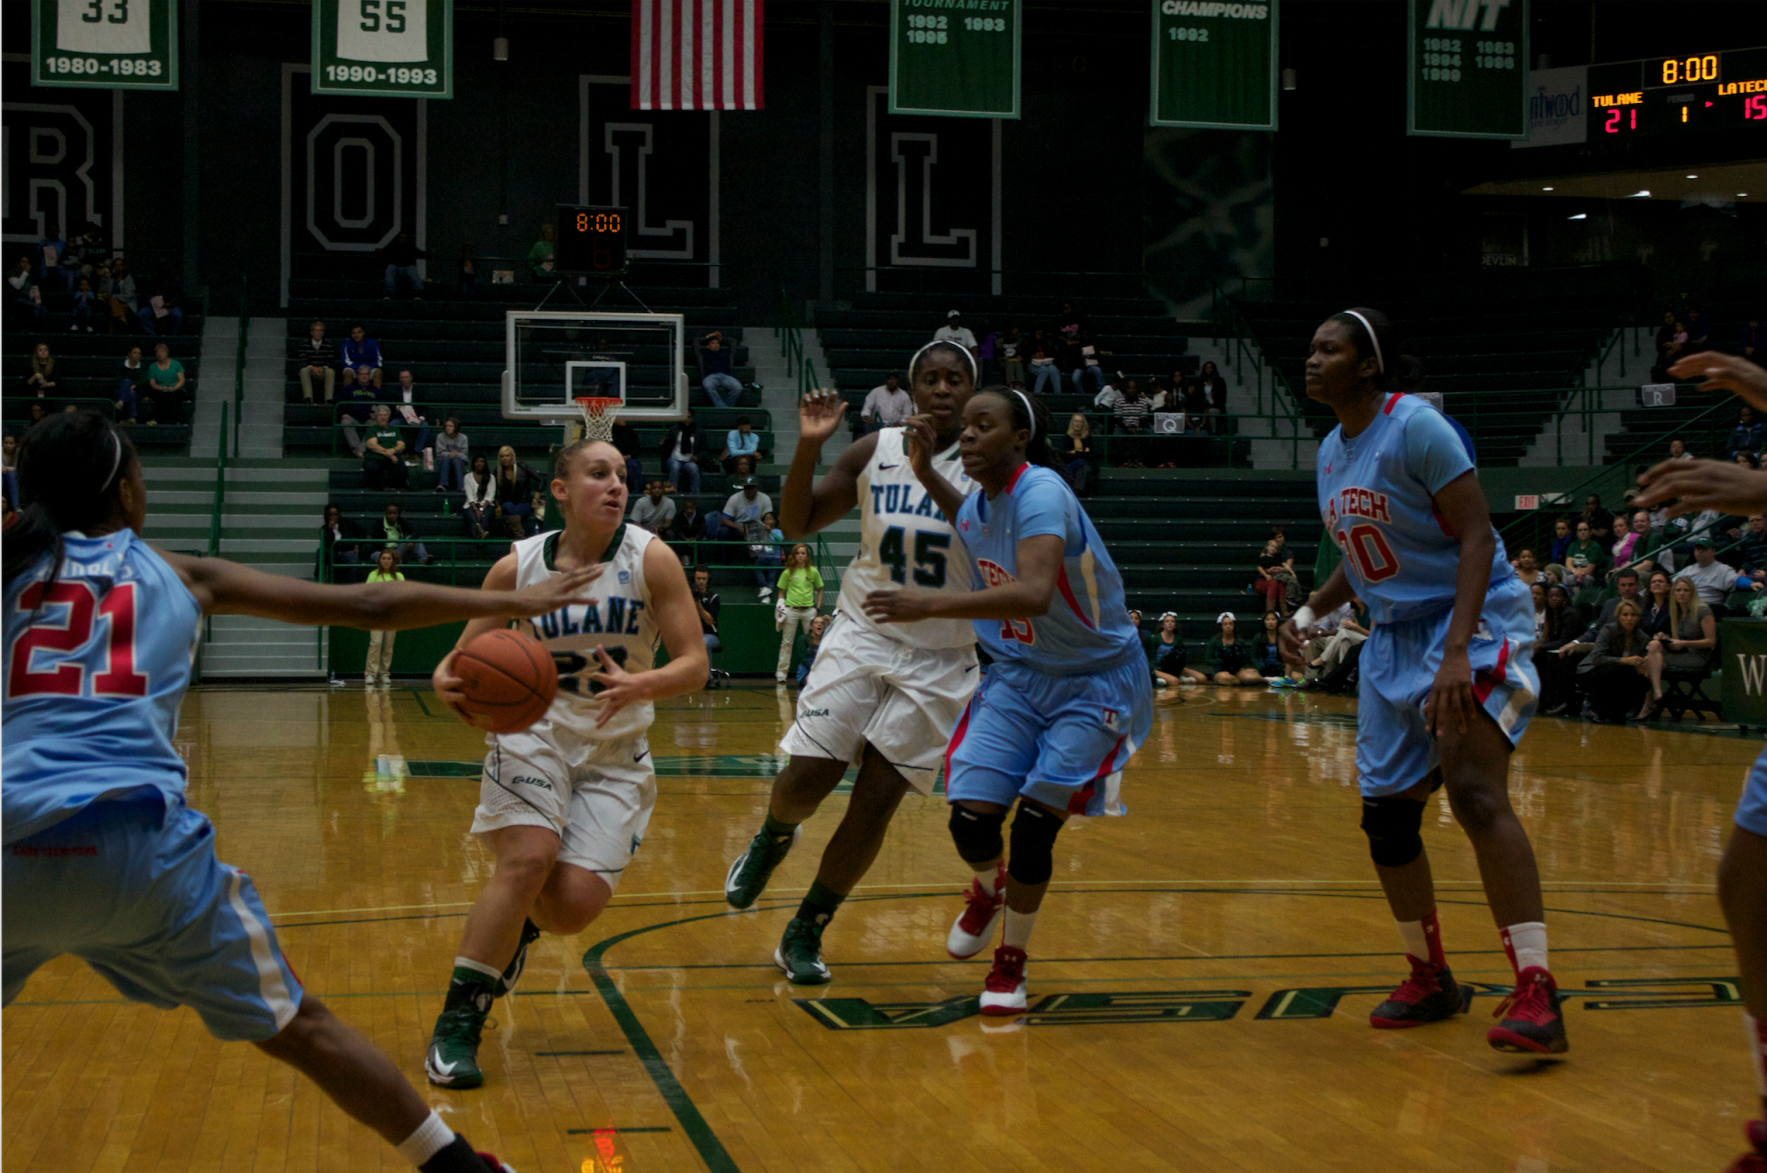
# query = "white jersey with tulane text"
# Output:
<box><xmin>833</xmin><ymin>426</ymin><xmax>976</xmax><ymax>651</ymax></box>
<box><xmin>500</xmin><ymin>524</ymin><xmax>658</xmax><ymax>743</ymax></box>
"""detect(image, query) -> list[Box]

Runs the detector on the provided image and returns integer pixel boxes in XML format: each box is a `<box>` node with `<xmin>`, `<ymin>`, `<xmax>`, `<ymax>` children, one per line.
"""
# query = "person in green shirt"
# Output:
<box><xmin>142</xmin><ymin>342</ymin><xmax>186</xmax><ymax>425</ymax></box>
<box><xmin>774</xmin><ymin>542</ymin><xmax>825</xmax><ymax>683</ymax></box>
<box><xmin>1204</xmin><ymin>611</ymin><xmax>1263</xmax><ymax>686</ymax></box>
<box><xmin>1564</xmin><ymin>519</ymin><xmax>1609</xmax><ymax>588</ymax></box>
<box><xmin>527</xmin><ymin>224</ymin><xmax>557</xmax><ymax>280</ymax></box>
<box><xmin>363</xmin><ymin>405</ymin><xmax>407</xmax><ymax>491</ymax></box>
<box><xmin>363</xmin><ymin>549</ymin><xmax>406</xmax><ymax>687</ymax></box>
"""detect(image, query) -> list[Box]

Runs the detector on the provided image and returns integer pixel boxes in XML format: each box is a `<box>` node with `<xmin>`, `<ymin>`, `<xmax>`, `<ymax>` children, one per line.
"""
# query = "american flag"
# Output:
<box><xmin>631</xmin><ymin>0</ymin><xmax>764</xmax><ymax>111</ymax></box>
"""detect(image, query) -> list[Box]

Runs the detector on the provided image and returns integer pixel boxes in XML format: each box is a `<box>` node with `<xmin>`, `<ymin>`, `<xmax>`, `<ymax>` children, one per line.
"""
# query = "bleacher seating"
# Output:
<box><xmin>2</xmin><ymin>313</ymin><xmax>204</xmax><ymax>451</ymax></box>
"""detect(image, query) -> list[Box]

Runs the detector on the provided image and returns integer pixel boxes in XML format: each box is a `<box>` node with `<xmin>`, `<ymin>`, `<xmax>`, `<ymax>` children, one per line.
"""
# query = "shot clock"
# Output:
<box><xmin>1588</xmin><ymin>46</ymin><xmax>1767</xmax><ymax>138</ymax></box>
<box><xmin>554</xmin><ymin>206</ymin><xmax>628</xmax><ymax>275</ymax></box>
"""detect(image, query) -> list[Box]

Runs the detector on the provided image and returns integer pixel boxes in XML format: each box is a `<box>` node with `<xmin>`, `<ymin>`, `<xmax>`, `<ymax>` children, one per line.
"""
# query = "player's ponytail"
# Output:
<box><xmin>4</xmin><ymin>410</ymin><xmax>137</xmax><ymax>594</ymax></box>
<box><xmin>1329</xmin><ymin>307</ymin><xmax>1426</xmax><ymax>392</ymax></box>
<box><xmin>988</xmin><ymin>386</ymin><xmax>1062</xmax><ymax>472</ymax></box>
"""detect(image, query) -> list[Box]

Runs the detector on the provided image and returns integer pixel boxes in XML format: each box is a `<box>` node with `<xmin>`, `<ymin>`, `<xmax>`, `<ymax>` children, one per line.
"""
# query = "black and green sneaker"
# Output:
<box><xmin>774</xmin><ymin>916</ymin><xmax>832</xmax><ymax>985</ymax></box>
<box><xmin>494</xmin><ymin>918</ymin><xmax>542</xmax><ymax>998</ymax></box>
<box><xmin>426</xmin><ymin>982</ymin><xmax>492</xmax><ymax>1088</ymax></box>
<box><xmin>725</xmin><ymin>824</ymin><xmax>800</xmax><ymax>910</ymax></box>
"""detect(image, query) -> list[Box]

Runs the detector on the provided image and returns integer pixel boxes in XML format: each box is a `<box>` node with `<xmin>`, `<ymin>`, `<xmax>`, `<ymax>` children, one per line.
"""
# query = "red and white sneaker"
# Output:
<box><xmin>979</xmin><ymin>945</ymin><xmax>1028</xmax><ymax>1016</ymax></box>
<box><xmin>1725</xmin><ymin>1120</ymin><xmax>1767</xmax><ymax>1173</ymax></box>
<box><xmin>476</xmin><ymin>1152</ymin><xmax>516</xmax><ymax>1173</ymax></box>
<box><xmin>947</xmin><ymin>865</ymin><xmax>1005</xmax><ymax>959</ymax></box>
<box><xmin>1487</xmin><ymin>966</ymin><xmax>1570</xmax><ymax>1055</ymax></box>
<box><xmin>1368</xmin><ymin>956</ymin><xmax>1467</xmax><ymax>1029</ymax></box>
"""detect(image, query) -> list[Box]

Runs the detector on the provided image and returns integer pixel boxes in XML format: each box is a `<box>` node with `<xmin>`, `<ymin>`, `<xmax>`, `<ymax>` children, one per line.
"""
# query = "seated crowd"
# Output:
<box><xmin>1651</xmin><ymin>305</ymin><xmax>1765</xmax><ymax>382</ymax></box>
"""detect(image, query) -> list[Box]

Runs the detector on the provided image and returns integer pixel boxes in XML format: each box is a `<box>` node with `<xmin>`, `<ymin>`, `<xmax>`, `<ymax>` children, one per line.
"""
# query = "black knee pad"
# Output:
<box><xmin>1007</xmin><ymin>803</ymin><xmax>1064</xmax><ymax>887</ymax></box>
<box><xmin>1361</xmin><ymin>795</ymin><xmax>1425</xmax><ymax>868</ymax></box>
<box><xmin>948</xmin><ymin>805</ymin><xmax>1006</xmax><ymax>864</ymax></box>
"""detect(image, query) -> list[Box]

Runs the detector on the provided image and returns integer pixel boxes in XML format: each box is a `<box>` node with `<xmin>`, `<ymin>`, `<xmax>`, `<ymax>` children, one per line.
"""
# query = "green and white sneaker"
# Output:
<box><xmin>426</xmin><ymin>994</ymin><xmax>491</xmax><ymax>1088</ymax></box>
<box><xmin>494</xmin><ymin>919</ymin><xmax>542</xmax><ymax>998</ymax></box>
<box><xmin>774</xmin><ymin>917</ymin><xmax>832</xmax><ymax>985</ymax></box>
<box><xmin>725</xmin><ymin>824</ymin><xmax>800</xmax><ymax>910</ymax></box>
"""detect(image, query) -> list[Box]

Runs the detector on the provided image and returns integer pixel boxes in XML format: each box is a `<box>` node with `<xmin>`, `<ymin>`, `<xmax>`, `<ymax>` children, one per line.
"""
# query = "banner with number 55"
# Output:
<box><xmin>32</xmin><ymin>0</ymin><xmax>179</xmax><ymax>91</ymax></box>
<box><xmin>313</xmin><ymin>0</ymin><xmax>452</xmax><ymax>98</ymax></box>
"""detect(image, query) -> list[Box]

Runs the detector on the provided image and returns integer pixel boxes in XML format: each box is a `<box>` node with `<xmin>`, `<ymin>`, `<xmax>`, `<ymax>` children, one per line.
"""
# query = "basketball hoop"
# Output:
<box><xmin>575</xmin><ymin>396</ymin><xmax>621</xmax><ymax>443</ymax></box>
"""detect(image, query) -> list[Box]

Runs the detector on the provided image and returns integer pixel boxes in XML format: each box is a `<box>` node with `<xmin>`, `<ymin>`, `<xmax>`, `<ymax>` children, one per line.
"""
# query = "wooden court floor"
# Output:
<box><xmin>3</xmin><ymin>681</ymin><xmax>1759</xmax><ymax>1172</ymax></box>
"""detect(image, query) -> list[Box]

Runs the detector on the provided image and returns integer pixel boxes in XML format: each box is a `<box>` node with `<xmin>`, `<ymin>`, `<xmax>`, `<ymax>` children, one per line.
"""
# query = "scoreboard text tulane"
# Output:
<box><xmin>1588</xmin><ymin>47</ymin><xmax>1767</xmax><ymax>139</ymax></box>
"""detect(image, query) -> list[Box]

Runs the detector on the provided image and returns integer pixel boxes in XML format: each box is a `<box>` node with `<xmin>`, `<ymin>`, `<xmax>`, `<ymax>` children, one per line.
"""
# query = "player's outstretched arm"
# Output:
<box><xmin>1636</xmin><ymin>460</ymin><xmax>1767</xmax><ymax>519</ymax></box>
<box><xmin>900</xmin><ymin>415</ymin><xmax>968</xmax><ymax>522</ymax></box>
<box><xmin>585</xmin><ymin>540</ymin><xmax>709</xmax><ymax>726</ymax></box>
<box><xmin>163</xmin><ymin>548</ymin><xmax>601</xmax><ymax>632</ymax></box>
<box><xmin>1668</xmin><ymin>351</ymin><xmax>1767</xmax><ymax>411</ymax></box>
<box><xmin>431</xmin><ymin>553</ymin><xmax>524</xmax><ymax>726</ymax></box>
<box><xmin>863</xmin><ymin>535</ymin><xmax>1064</xmax><ymax>624</ymax></box>
<box><xmin>779</xmin><ymin>390</ymin><xmax>878</xmax><ymax>539</ymax></box>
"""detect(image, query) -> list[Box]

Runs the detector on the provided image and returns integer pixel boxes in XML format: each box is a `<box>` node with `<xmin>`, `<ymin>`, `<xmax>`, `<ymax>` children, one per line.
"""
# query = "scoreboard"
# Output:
<box><xmin>555</xmin><ymin>206</ymin><xmax>628</xmax><ymax>276</ymax></box>
<box><xmin>1588</xmin><ymin>47</ymin><xmax>1767</xmax><ymax>139</ymax></box>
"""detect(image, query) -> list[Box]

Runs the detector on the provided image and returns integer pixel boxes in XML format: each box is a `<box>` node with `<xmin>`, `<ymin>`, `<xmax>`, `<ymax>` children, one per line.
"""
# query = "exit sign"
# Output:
<box><xmin>1515</xmin><ymin>495</ymin><xmax>1540</xmax><ymax>510</ymax></box>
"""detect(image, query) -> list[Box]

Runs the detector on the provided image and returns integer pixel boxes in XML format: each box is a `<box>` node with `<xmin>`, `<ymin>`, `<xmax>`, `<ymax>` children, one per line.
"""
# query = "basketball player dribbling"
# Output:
<box><xmin>723</xmin><ymin>341</ymin><xmax>979</xmax><ymax>984</ymax></box>
<box><xmin>3</xmin><ymin>411</ymin><xmax>605</xmax><ymax>1173</ymax></box>
<box><xmin>1635</xmin><ymin>351</ymin><xmax>1767</xmax><ymax>1173</ymax></box>
<box><xmin>1280</xmin><ymin>308</ymin><xmax>1567</xmax><ymax>1054</ymax></box>
<box><xmin>424</xmin><ymin>437</ymin><xmax>707</xmax><ymax>1090</ymax></box>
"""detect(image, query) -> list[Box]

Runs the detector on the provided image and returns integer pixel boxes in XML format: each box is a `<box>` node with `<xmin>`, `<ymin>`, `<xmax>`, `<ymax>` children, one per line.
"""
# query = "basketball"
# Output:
<box><xmin>452</xmin><ymin>629</ymin><xmax>558</xmax><ymax>734</ymax></box>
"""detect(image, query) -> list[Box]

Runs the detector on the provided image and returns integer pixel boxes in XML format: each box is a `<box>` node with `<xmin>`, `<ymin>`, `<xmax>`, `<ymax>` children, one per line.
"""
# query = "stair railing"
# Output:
<box><xmin>234</xmin><ymin>268</ymin><xmax>248</xmax><ymax>457</ymax></box>
<box><xmin>207</xmin><ymin>401</ymin><xmax>229</xmax><ymax>559</ymax></box>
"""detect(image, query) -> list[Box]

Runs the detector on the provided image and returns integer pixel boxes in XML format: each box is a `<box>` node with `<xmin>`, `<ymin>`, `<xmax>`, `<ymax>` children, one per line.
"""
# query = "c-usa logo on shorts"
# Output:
<box><xmin>1102</xmin><ymin>708</ymin><xmax>1119</xmax><ymax>730</ymax></box>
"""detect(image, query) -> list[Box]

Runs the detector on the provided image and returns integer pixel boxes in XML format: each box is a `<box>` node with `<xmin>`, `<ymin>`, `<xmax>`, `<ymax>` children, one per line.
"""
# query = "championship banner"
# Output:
<box><xmin>31</xmin><ymin>0</ymin><xmax>178</xmax><ymax>91</ymax></box>
<box><xmin>1149</xmin><ymin>0</ymin><xmax>1278</xmax><ymax>130</ymax></box>
<box><xmin>313</xmin><ymin>0</ymin><xmax>452</xmax><ymax>98</ymax></box>
<box><xmin>889</xmin><ymin>0</ymin><xmax>1020</xmax><ymax>120</ymax></box>
<box><xmin>1408</xmin><ymin>0</ymin><xmax>1528</xmax><ymax>139</ymax></box>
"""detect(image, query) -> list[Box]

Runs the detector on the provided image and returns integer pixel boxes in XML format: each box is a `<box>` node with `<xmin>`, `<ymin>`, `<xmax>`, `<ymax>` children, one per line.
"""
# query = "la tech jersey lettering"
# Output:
<box><xmin>835</xmin><ymin>427</ymin><xmax>977</xmax><ymax>650</ymax></box>
<box><xmin>1316</xmin><ymin>392</ymin><xmax>1514</xmax><ymax>625</ymax></box>
<box><xmin>511</xmin><ymin>525</ymin><xmax>659</xmax><ymax>741</ymax></box>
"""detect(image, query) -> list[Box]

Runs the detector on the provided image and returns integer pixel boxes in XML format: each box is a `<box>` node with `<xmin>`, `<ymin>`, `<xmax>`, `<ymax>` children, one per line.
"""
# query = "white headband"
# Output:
<box><xmin>909</xmin><ymin>340</ymin><xmax>978</xmax><ymax>385</ymax></box>
<box><xmin>1341</xmin><ymin>310</ymin><xmax>1385</xmax><ymax>374</ymax></box>
<box><xmin>1008</xmin><ymin>388</ymin><xmax>1038</xmax><ymax>440</ymax></box>
<box><xmin>101</xmin><ymin>430</ymin><xmax>123</xmax><ymax>493</ymax></box>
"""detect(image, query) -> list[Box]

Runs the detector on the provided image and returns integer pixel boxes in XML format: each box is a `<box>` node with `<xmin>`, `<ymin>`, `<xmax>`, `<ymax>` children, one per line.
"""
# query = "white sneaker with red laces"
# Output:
<box><xmin>946</xmin><ymin>865</ymin><xmax>1006</xmax><ymax>959</ymax></box>
<box><xmin>979</xmin><ymin>945</ymin><xmax>1028</xmax><ymax>1016</ymax></box>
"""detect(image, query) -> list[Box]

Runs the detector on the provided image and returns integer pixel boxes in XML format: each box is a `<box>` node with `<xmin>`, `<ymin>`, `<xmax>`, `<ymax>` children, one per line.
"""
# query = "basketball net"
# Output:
<box><xmin>576</xmin><ymin>396</ymin><xmax>620</xmax><ymax>443</ymax></box>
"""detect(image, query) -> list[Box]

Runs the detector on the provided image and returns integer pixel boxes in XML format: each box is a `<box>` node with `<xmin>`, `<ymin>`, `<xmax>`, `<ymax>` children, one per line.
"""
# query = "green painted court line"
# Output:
<box><xmin>412</xmin><ymin>690</ymin><xmax>435</xmax><ymax>718</ymax></box>
<box><xmin>537</xmin><ymin>1049</ymin><xmax>625</xmax><ymax>1056</ymax></box>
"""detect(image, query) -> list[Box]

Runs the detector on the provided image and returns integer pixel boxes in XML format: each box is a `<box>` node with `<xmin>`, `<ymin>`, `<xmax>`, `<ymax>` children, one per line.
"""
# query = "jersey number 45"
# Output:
<box><xmin>878</xmin><ymin>527</ymin><xmax>950</xmax><ymax>588</ymax></box>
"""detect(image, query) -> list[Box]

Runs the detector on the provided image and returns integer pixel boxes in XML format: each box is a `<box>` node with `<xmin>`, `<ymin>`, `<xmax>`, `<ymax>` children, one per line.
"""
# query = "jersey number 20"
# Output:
<box><xmin>552</xmin><ymin>647</ymin><xmax>628</xmax><ymax>695</ymax></box>
<box><xmin>878</xmin><ymin>527</ymin><xmax>949</xmax><ymax>587</ymax></box>
<box><xmin>8</xmin><ymin>581</ymin><xmax>149</xmax><ymax>698</ymax></box>
<box><xmin>1336</xmin><ymin>524</ymin><xmax>1400</xmax><ymax>583</ymax></box>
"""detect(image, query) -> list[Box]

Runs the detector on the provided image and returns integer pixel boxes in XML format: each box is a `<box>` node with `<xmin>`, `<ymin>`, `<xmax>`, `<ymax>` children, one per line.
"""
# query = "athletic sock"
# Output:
<box><xmin>1396</xmin><ymin>909</ymin><xmax>1447</xmax><ymax>968</ymax></box>
<box><xmin>417</xmin><ymin>1134</ymin><xmax>493</xmax><ymax>1173</ymax></box>
<box><xmin>1499</xmin><ymin>921</ymin><xmax>1549</xmax><ymax>975</ymax></box>
<box><xmin>1001</xmin><ymin>907</ymin><xmax>1037</xmax><ymax>952</ymax></box>
<box><xmin>445</xmin><ymin>961</ymin><xmax>498</xmax><ymax>1011</ymax></box>
<box><xmin>1748</xmin><ymin>1013</ymin><xmax>1767</xmax><ymax>1107</ymax></box>
<box><xmin>976</xmin><ymin>861</ymin><xmax>1004</xmax><ymax>898</ymax></box>
<box><xmin>396</xmin><ymin>1110</ymin><xmax>455</xmax><ymax>1167</ymax></box>
<box><xmin>796</xmin><ymin>879</ymin><xmax>845</xmax><ymax>928</ymax></box>
<box><xmin>762</xmin><ymin>811</ymin><xmax>799</xmax><ymax>843</ymax></box>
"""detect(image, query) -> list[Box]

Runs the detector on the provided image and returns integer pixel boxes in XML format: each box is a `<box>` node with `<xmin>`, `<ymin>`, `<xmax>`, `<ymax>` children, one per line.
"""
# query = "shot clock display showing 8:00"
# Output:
<box><xmin>312</xmin><ymin>0</ymin><xmax>453</xmax><ymax>99</ymax></box>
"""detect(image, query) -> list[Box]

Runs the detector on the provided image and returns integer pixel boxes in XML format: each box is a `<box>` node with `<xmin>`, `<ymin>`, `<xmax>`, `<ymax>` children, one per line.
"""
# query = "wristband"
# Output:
<box><xmin>1292</xmin><ymin>605</ymin><xmax>1316</xmax><ymax>631</ymax></box>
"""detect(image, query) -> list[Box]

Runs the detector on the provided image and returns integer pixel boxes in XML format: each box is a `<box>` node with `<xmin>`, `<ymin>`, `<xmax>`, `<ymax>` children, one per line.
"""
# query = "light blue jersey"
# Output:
<box><xmin>3</xmin><ymin>529</ymin><xmax>201</xmax><ymax>845</ymax></box>
<box><xmin>951</xmin><ymin>463</ymin><xmax>1142</xmax><ymax>674</ymax></box>
<box><xmin>1316</xmin><ymin>392</ymin><xmax>1514</xmax><ymax>625</ymax></box>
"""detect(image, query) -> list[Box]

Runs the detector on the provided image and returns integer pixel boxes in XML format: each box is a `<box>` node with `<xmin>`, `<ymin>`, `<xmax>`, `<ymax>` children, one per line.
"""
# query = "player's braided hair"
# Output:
<box><xmin>5</xmin><ymin>410</ymin><xmax>138</xmax><ymax>595</ymax></box>
<box><xmin>1328</xmin><ymin>306</ymin><xmax>1426</xmax><ymax>392</ymax></box>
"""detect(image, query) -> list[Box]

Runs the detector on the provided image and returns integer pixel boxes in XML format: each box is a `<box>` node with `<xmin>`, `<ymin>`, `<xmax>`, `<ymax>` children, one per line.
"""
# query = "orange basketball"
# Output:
<box><xmin>452</xmin><ymin>629</ymin><xmax>558</xmax><ymax>734</ymax></box>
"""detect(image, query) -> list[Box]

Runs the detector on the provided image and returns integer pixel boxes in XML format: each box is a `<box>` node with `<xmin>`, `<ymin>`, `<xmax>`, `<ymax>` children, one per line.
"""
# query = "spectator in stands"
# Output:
<box><xmin>527</xmin><ymin>224</ymin><xmax>557</xmax><ymax>280</ymax></box>
<box><xmin>66</xmin><ymin>223</ymin><xmax>104</xmax><ymax>281</ymax></box>
<box><xmin>1547</xmin><ymin>516</ymin><xmax>1574</xmax><ymax>568</ymax></box>
<box><xmin>697</xmin><ymin>331</ymin><xmax>744</xmax><ymax>408</ymax></box>
<box><xmin>1583</xmin><ymin>600</ymin><xmax>1650</xmax><ymax>723</ymax></box>
<box><xmin>35</xmin><ymin>224</ymin><xmax>70</xmax><ymax>292</ymax></box>
<box><xmin>691</xmin><ymin>566</ymin><xmax>722</xmax><ymax>664</ymax></box>
<box><xmin>1053</xmin><ymin>412</ymin><xmax>1098</xmax><ymax>497</ymax></box>
<box><xmin>1580</xmin><ymin>494</ymin><xmax>1615</xmax><ymax>542</ymax></box>
<box><xmin>712</xmin><ymin>476</ymin><xmax>772</xmax><ymax>594</ymax></box>
<box><xmin>976</xmin><ymin>327</ymin><xmax>1001</xmax><ymax>385</ymax></box>
<box><xmin>1669</xmin><ymin>437</ymin><xmax>1691</xmax><ymax>461</ymax></box>
<box><xmin>137</xmin><ymin>287</ymin><xmax>182</xmax><ymax>337</ymax></box>
<box><xmin>69</xmin><ymin>278</ymin><xmax>97</xmax><ymax>333</ymax></box>
<box><xmin>1610</xmin><ymin>510</ymin><xmax>1648</xmax><ymax>570</ymax></box>
<box><xmin>1737</xmin><ymin>514</ymin><xmax>1767</xmax><ymax>584</ymax></box>
<box><xmin>25</xmin><ymin>343</ymin><xmax>56</xmax><ymax>396</ymax></box>
<box><xmin>379</xmin><ymin>231</ymin><xmax>426</xmax><ymax>298</ymax></box>
<box><xmin>667</xmin><ymin>496</ymin><xmax>704</xmax><ymax>544</ymax></box>
<box><xmin>1112</xmin><ymin>381</ymin><xmax>1152</xmax><ymax>468</ymax></box>
<box><xmin>98</xmin><ymin>257</ymin><xmax>137</xmax><ymax>333</ymax></box>
<box><xmin>1737</xmin><ymin>451</ymin><xmax>1761</xmax><ymax>470</ymax></box>
<box><xmin>861</xmin><ymin>373</ymin><xmax>912</xmax><ymax>432</ymax></box>
<box><xmin>729</xmin><ymin>453</ymin><xmax>755</xmax><ymax>480</ymax></box>
<box><xmin>340</xmin><ymin>324</ymin><xmax>383</xmax><ymax>390</ymax></box>
<box><xmin>1512</xmin><ymin>547</ymin><xmax>1541</xmax><ymax>588</ymax></box>
<box><xmin>458</xmin><ymin>243</ymin><xmax>477</xmax><ymax>299</ymax></box>
<box><xmin>1729</xmin><ymin>407</ymin><xmax>1765</xmax><ymax>458</ymax></box>
<box><xmin>461</xmin><ymin>453</ymin><xmax>495</xmax><ymax>538</ymax></box>
<box><xmin>1253</xmin><ymin>540</ymin><xmax>1301</xmax><ymax>616</ymax></box>
<box><xmin>1537</xmin><ymin>583</ymin><xmax>1586</xmax><ymax>715</ymax></box>
<box><xmin>934</xmin><ymin>310</ymin><xmax>977</xmax><ymax>354</ymax></box>
<box><xmin>661</xmin><ymin>410</ymin><xmax>703</xmax><ymax>494</ymax></box>
<box><xmin>493</xmin><ymin>445</ymin><xmax>542</xmax><ymax>538</ymax></box>
<box><xmin>9</xmin><ymin>257</ymin><xmax>45</xmax><ymax>317</ymax></box>
<box><xmin>1742</xmin><ymin>313</ymin><xmax>1765</xmax><ymax>367</ymax></box>
<box><xmin>27</xmin><ymin>402</ymin><xmax>48</xmax><ymax>427</ymax></box>
<box><xmin>1253</xmin><ymin>611</ymin><xmax>1297</xmax><ymax>682</ymax></box>
<box><xmin>774</xmin><ymin>542</ymin><xmax>823</xmax><ymax>683</ymax></box>
<box><xmin>1070</xmin><ymin>333</ymin><xmax>1107</xmax><ymax>395</ymax></box>
<box><xmin>792</xmin><ymin>614</ymin><xmax>829</xmax><ymax>686</ymax></box>
<box><xmin>1000</xmin><ymin>327</ymin><xmax>1025</xmax><ymax>385</ymax></box>
<box><xmin>1150</xmin><ymin>612</ymin><xmax>1206</xmax><ymax>687</ymax></box>
<box><xmin>1303</xmin><ymin>599</ymin><xmax>1369</xmax><ymax>683</ymax></box>
<box><xmin>1641</xmin><ymin>569</ymin><xmax>1673</xmax><ymax>637</ymax></box>
<box><xmin>1673</xmin><ymin>539</ymin><xmax>1737</xmax><ymax>611</ymax></box>
<box><xmin>362</xmin><ymin>406</ymin><xmax>407</xmax><ymax>491</ymax></box>
<box><xmin>388</xmin><ymin>369</ymin><xmax>429</xmax><ymax>456</ymax></box>
<box><xmin>1637</xmin><ymin>577</ymin><xmax>1717</xmax><ymax>720</ymax></box>
<box><xmin>1530</xmin><ymin>582</ymin><xmax>1547</xmax><ymax>638</ymax></box>
<box><xmin>1563</xmin><ymin>569</ymin><xmax>1644</xmax><ymax>656</ymax></box>
<box><xmin>1564</xmin><ymin>520</ymin><xmax>1607</xmax><ymax>586</ymax></box>
<box><xmin>336</xmin><ymin>377</ymin><xmax>380</xmax><ymax>457</ymax></box>
<box><xmin>1204</xmin><ymin>612</ymin><xmax>1263</xmax><ymax>686</ymax></box>
<box><xmin>1652</xmin><ymin>310</ymin><xmax>1684</xmax><ymax>382</ymax></box>
<box><xmin>1198</xmin><ymin>360</ymin><xmax>1228</xmax><ymax>420</ymax></box>
<box><xmin>433</xmin><ymin>417</ymin><xmax>468</xmax><ymax>493</ymax></box>
<box><xmin>142</xmin><ymin>343</ymin><xmax>187</xmax><ymax>425</ymax></box>
<box><xmin>1028</xmin><ymin>328</ymin><xmax>1060</xmax><ymax>396</ymax></box>
<box><xmin>631</xmin><ymin>480</ymin><xmax>677</xmax><ymax>533</ymax></box>
<box><xmin>315</xmin><ymin>503</ymin><xmax>365</xmax><ymax>580</ymax></box>
<box><xmin>1056</xmin><ymin>302</ymin><xmax>1084</xmax><ymax>346</ymax></box>
<box><xmin>114</xmin><ymin>345</ymin><xmax>145</xmax><ymax>423</ymax></box>
<box><xmin>363</xmin><ymin>549</ymin><xmax>403</xmax><ymax>686</ymax></box>
<box><xmin>297</xmin><ymin>320</ymin><xmax>336</xmax><ymax>404</ymax></box>
<box><xmin>375</xmin><ymin>502</ymin><xmax>432</xmax><ymax>565</ymax></box>
<box><xmin>750</xmin><ymin>511</ymin><xmax>785</xmax><ymax>594</ymax></box>
<box><xmin>609</xmin><ymin>417</ymin><xmax>645</xmax><ymax>488</ymax></box>
<box><xmin>722</xmin><ymin>415</ymin><xmax>760</xmax><ymax>473</ymax></box>
<box><xmin>1685</xmin><ymin>308</ymin><xmax>1711</xmax><ymax>355</ymax></box>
